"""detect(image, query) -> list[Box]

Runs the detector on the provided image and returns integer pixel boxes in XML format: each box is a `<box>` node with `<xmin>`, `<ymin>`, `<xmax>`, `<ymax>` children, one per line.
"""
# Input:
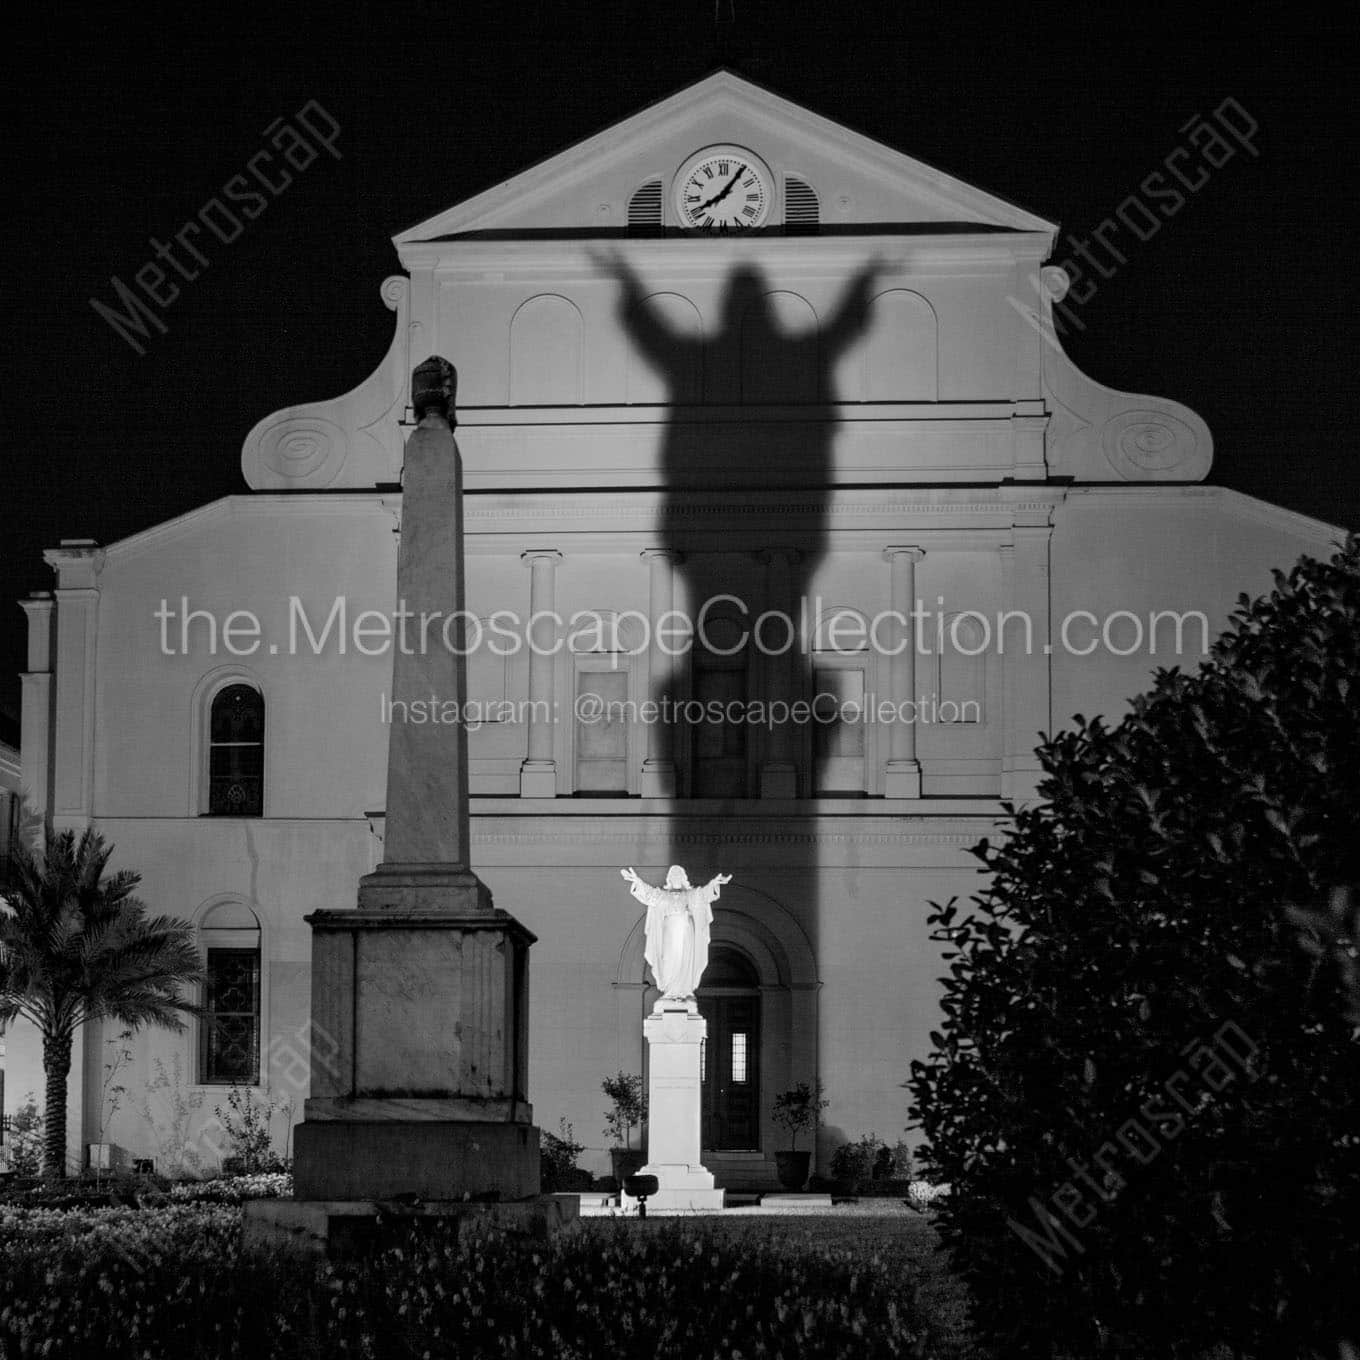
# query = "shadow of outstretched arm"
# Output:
<box><xmin>589</xmin><ymin>248</ymin><xmax>694</xmax><ymax>378</ymax></box>
<box><xmin>821</xmin><ymin>260</ymin><xmax>883</xmax><ymax>365</ymax></box>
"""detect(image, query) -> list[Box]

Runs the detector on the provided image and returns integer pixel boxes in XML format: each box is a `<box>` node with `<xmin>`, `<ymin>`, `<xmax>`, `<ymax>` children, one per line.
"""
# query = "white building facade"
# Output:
<box><xmin>10</xmin><ymin>75</ymin><xmax>1339</xmax><ymax>1181</ymax></box>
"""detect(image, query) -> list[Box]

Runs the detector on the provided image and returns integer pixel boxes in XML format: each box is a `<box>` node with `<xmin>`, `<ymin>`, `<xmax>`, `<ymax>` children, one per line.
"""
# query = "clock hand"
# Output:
<box><xmin>695</xmin><ymin>164</ymin><xmax>748</xmax><ymax>213</ymax></box>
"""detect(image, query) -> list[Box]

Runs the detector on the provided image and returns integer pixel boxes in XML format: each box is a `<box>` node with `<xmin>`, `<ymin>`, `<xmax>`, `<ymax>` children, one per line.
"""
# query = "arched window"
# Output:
<box><xmin>198</xmin><ymin>900</ymin><xmax>262</xmax><ymax>1085</ymax></box>
<box><xmin>208</xmin><ymin>684</ymin><xmax>264</xmax><ymax>816</ymax></box>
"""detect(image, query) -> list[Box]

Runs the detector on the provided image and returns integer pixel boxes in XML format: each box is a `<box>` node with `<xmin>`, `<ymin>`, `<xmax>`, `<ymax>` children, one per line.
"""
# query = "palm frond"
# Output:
<box><xmin>1</xmin><ymin>822</ymin><xmax>203</xmax><ymax>1053</ymax></box>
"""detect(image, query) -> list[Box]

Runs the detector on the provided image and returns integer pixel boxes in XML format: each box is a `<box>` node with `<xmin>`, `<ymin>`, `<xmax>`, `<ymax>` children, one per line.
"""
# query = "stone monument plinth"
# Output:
<box><xmin>294</xmin><ymin>890</ymin><xmax>537</xmax><ymax>1201</ymax></box>
<box><xmin>638</xmin><ymin>1000</ymin><xmax>724</xmax><ymax>1211</ymax></box>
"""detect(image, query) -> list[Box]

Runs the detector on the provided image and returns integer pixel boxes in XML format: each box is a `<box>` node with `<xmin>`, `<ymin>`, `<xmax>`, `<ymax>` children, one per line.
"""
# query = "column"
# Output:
<box><xmin>519</xmin><ymin>549</ymin><xmax>562</xmax><ymax>798</ymax></box>
<box><xmin>18</xmin><ymin>593</ymin><xmax>54</xmax><ymax>824</ymax></box>
<box><xmin>640</xmin><ymin>548</ymin><xmax>680</xmax><ymax>798</ymax></box>
<box><xmin>759</xmin><ymin>547</ymin><xmax>799</xmax><ymax>798</ymax></box>
<box><xmin>883</xmin><ymin>546</ymin><xmax>924</xmax><ymax>799</ymax></box>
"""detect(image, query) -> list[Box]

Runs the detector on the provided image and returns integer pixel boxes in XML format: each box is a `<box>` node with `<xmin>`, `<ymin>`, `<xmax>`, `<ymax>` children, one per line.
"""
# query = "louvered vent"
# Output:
<box><xmin>627</xmin><ymin>178</ymin><xmax>664</xmax><ymax>232</ymax></box>
<box><xmin>783</xmin><ymin>176</ymin><xmax>820</xmax><ymax>232</ymax></box>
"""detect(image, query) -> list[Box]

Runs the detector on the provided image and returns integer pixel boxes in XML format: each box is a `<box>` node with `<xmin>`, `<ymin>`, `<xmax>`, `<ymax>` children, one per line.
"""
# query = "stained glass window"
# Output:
<box><xmin>200</xmin><ymin>948</ymin><xmax>261</xmax><ymax>1084</ymax></box>
<box><xmin>208</xmin><ymin>684</ymin><xmax>264</xmax><ymax>816</ymax></box>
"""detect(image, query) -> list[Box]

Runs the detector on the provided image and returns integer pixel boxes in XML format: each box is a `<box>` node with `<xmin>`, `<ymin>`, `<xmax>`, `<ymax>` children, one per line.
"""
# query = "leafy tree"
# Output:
<box><xmin>771</xmin><ymin>1081</ymin><xmax>828</xmax><ymax>1151</ymax></box>
<box><xmin>4</xmin><ymin>1094</ymin><xmax>43</xmax><ymax>1176</ymax></box>
<box><xmin>600</xmin><ymin>1071</ymin><xmax>647</xmax><ymax>1150</ymax></box>
<box><xmin>909</xmin><ymin>537</ymin><xmax>1360</xmax><ymax>1359</ymax></box>
<box><xmin>0</xmin><ymin>825</ymin><xmax>202</xmax><ymax>1177</ymax></box>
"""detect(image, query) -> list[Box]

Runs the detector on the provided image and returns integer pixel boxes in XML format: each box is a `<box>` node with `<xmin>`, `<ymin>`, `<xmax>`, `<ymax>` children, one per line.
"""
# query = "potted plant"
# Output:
<box><xmin>601</xmin><ymin>1071</ymin><xmax>647</xmax><ymax>1184</ymax></box>
<box><xmin>771</xmin><ymin>1081</ymin><xmax>828</xmax><ymax>1190</ymax></box>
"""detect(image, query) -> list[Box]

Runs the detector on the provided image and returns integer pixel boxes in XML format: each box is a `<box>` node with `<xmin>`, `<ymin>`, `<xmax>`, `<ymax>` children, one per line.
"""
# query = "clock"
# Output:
<box><xmin>673</xmin><ymin>145</ymin><xmax>772</xmax><ymax>230</ymax></box>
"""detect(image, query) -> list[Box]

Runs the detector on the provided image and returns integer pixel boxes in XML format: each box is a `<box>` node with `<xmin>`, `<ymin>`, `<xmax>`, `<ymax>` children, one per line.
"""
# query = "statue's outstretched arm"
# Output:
<box><xmin>621</xmin><ymin>866</ymin><xmax>664</xmax><ymax>909</ymax></box>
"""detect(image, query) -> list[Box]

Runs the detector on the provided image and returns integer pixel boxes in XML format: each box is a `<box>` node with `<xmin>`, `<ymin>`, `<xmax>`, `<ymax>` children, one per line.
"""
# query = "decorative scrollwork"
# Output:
<box><xmin>1039</xmin><ymin>265</ymin><xmax>1070</xmax><ymax>304</ymax></box>
<box><xmin>1101</xmin><ymin>408</ymin><xmax>1200</xmax><ymax>479</ymax></box>
<box><xmin>254</xmin><ymin>415</ymin><xmax>349</xmax><ymax>486</ymax></box>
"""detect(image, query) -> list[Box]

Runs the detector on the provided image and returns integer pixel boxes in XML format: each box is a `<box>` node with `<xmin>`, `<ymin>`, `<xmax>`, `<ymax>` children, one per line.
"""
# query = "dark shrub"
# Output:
<box><xmin>0</xmin><ymin>1206</ymin><xmax>940</xmax><ymax>1358</ymax></box>
<box><xmin>909</xmin><ymin>537</ymin><xmax>1360</xmax><ymax>1359</ymax></box>
<box><xmin>830</xmin><ymin>1133</ymin><xmax>912</xmax><ymax>1186</ymax></box>
<box><xmin>539</xmin><ymin>1117</ymin><xmax>586</xmax><ymax>1193</ymax></box>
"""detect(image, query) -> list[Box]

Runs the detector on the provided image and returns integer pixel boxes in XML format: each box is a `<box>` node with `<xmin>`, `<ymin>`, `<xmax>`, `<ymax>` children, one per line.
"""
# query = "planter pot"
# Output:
<box><xmin>774</xmin><ymin>1150</ymin><xmax>811</xmax><ymax>1190</ymax></box>
<box><xmin>610</xmin><ymin>1148</ymin><xmax>647</xmax><ymax>1183</ymax></box>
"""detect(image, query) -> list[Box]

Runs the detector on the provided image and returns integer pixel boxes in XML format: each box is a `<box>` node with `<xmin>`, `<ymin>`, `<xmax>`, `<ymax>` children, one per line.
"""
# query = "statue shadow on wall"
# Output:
<box><xmin>592</xmin><ymin>250</ymin><xmax>882</xmax><ymax>1163</ymax></box>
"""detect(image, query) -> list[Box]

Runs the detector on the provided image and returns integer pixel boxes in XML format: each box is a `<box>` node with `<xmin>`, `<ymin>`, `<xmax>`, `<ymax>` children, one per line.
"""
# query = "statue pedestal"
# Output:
<box><xmin>639</xmin><ymin>1002</ymin><xmax>724</xmax><ymax>1211</ymax></box>
<box><xmin>291</xmin><ymin>868</ymin><xmax>539</xmax><ymax>1203</ymax></box>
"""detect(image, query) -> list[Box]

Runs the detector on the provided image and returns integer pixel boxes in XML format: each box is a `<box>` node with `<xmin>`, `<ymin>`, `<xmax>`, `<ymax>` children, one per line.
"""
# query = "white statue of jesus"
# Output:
<box><xmin>621</xmin><ymin>865</ymin><xmax>732</xmax><ymax>1001</ymax></box>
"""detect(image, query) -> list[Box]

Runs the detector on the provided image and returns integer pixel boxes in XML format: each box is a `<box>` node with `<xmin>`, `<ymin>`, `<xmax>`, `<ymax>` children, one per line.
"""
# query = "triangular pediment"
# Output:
<box><xmin>394</xmin><ymin>71</ymin><xmax>1055</xmax><ymax>244</ymax></box>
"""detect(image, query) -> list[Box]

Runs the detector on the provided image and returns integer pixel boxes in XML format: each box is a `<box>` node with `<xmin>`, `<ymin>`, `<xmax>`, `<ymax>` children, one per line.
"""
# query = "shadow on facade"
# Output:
<box><xmin>600</xmin><ymin>253</ymin><xmax>879</xmax><ymax>1171</ymax></box>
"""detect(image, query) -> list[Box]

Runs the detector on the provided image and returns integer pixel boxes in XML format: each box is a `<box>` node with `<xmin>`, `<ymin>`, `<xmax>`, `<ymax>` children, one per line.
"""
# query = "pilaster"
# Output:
<box><xmin>999</xmin><ymin>497</ymin><xmax>1056</xmax><ymax>802</ymax></box>
<box><xmin>41</xmin><ymin>541</ymin><xmax>103</xmax><ymax>829</ymax></box>
<box><xmin>18</xmin><ymin>592</ymin><xmax>54</xmax><ymax>823</ymax></box>
<box><xmin>519</xmin><ymin>549</ymin><xmax>562</xmax><ymax>798</ymax></box>
<box><xmin>882</xmin><ymin>546</ymin><xmax>925</xmax><ymax>799</ymax></box>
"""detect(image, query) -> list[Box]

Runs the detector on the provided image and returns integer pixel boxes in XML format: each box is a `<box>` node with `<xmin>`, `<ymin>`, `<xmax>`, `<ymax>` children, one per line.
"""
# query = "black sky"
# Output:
<box><xmin>1</xmin><ymin>1</ymin><xmax>1354</xmax><ymax>722</ymax></box>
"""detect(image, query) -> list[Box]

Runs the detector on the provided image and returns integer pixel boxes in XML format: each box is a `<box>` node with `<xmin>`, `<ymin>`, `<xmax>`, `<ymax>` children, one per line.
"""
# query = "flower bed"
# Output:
<box><xmin>0</xmin><ymin>1202</ymin><xmax>943</xmax><ymax>1358</ymax></box>
<box><xmin>0</xmin><ymin>1171</ymin><xmax>292</xmax><ymax>1212</ymax></box>
<box><xmin>168</xmin><ymin>1172</ymin><xmax>292</xmax><ymax>1204</ymax></box>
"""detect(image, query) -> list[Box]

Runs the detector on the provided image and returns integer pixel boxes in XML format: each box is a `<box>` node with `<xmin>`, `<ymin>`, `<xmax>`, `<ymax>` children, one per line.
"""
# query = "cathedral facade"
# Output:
<box><xmin>6</xmin><ymin>74</ymin><xmax>1337</xmax><ymax>1182</ymax></box>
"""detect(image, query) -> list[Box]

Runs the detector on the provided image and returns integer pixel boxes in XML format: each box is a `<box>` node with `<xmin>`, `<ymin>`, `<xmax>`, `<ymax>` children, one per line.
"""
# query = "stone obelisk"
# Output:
<box><xmin>291</xmin><ymin>357</ymin><xmax>539</xmax><ymax>1202</ymax></box>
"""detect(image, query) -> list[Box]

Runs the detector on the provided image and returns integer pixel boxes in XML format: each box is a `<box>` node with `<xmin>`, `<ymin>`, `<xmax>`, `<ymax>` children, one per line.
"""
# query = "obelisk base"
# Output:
<box><xmin>295</xmin><ymin>867</ymin><xmax>538</xmax><ymax>1205</ymax></box>
<box><xmin>293</xmin><ymin>1120</ymin><xmax>539</xmax><ymax>1201</ymax></box>
<box><xmin>242</xmin><ymin>1193</ymin><xmax>577</xmax><ymax>1258</ymax></box>
<box><xmin>639</xmin><ymin>1002</ymin><xmax>725</xmax><ymax>1211</ymax></box>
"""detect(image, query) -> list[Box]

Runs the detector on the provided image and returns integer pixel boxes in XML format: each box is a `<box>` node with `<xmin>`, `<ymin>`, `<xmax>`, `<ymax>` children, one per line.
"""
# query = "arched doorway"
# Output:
<box><xmin>698</xmin><ymin>946</ymin><xmax>761</xmax><ymax>1151</ymax></box>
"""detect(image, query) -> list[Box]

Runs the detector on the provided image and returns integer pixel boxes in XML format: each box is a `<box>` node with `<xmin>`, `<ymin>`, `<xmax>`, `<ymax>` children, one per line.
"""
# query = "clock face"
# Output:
<box><xmin>674</xmin><ymin>147</ymin><xmax>771</xmax><ymax>230</ymax></box>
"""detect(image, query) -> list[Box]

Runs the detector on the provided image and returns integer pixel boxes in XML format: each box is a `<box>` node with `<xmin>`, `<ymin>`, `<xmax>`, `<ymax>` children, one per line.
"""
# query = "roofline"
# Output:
<box><xmin>1210</xmin><ymin>486</ymin><xmax>1350</xmax><ymax>545</ymax></box>
<box><xmin>394</xmin><ymin>230</ymin><xmax>1054</xmax><ymax>272</ymax></box>
<box><xmin>393</xmin><ymin>70</ymin><xmax>1058</xmax><ymax>247</ymax></box>
<box><xmin>94</xmin><ymin>493</ymin><xmax>400</xmax><ymax>566</ymax></box>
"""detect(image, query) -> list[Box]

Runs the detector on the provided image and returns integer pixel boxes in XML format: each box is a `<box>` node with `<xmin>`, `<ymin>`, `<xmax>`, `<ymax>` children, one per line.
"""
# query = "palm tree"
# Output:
<box><xmin>0</xmin><ymin>823</ymin><xmax>202</xmax><ymax>1177</ymax></box>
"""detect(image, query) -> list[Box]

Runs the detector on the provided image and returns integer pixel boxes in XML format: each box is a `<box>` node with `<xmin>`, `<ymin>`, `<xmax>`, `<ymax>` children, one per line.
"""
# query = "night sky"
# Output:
<box><xmin>1</xmin><ymin>2</ymin><xmax>1354</xmax><ymax>724</ymax></box>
